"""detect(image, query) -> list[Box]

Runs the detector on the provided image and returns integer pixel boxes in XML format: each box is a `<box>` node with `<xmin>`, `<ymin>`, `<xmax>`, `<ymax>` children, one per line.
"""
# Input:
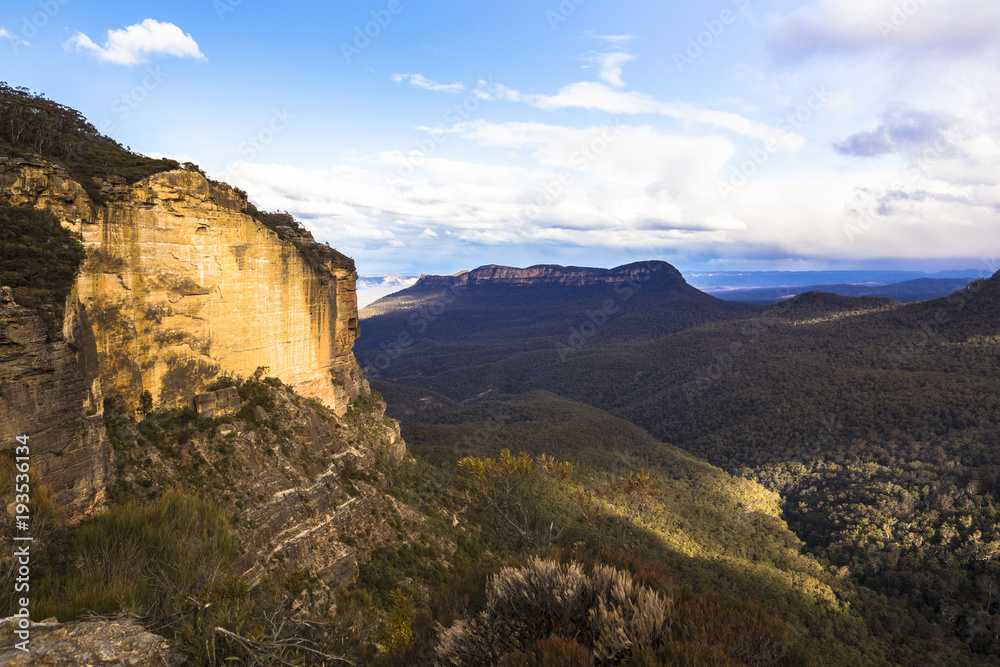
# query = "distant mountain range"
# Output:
<box><xmin>355</xmin><ymin>261</ymin><xmax>750</xmax><ymax>378</ymax></box>
<box><xmin>360</xmin><ymin>267</ymin><xmax>996</xmax><ymax>308</ymax></box>
<box><xmin>715</xmin><ymin>277</ymin><xmax>980</xmax><ymax>304</ymax></box>
<box><xmin>688</xmin><ymin>268</ymin><xmax>994</xmax><ymax>291</ymax></box>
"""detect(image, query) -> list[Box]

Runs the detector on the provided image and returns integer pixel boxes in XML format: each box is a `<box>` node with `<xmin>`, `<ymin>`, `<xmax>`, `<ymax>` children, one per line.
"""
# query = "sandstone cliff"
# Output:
<box><xmin>0</xmin><ymin>157</ymin><xmax>367</xmax><ymax>415</ymax></box>
<box><xmin>0</xmin><ymin>156</ymin><xmax>371</xmax><ymax>517</ymax></box>
<box><xmin>0</xmin><ymin>287</ymin><xmax>111</xmax><ymax>516</ymax></box>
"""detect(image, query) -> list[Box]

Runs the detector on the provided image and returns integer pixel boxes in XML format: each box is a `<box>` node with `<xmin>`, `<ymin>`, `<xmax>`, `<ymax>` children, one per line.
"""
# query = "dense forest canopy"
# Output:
<box><xmin>366</xmin><ymin>272</ymin><xmax>1000</xmax><ymax>663</ymax></box>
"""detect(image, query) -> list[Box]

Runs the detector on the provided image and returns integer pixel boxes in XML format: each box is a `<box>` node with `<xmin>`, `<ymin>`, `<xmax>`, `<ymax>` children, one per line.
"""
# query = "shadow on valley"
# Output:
<box><xmin>362</xmin><ymin>266</ymin><xmax>1000</xmax><ymax>664</ymax></box>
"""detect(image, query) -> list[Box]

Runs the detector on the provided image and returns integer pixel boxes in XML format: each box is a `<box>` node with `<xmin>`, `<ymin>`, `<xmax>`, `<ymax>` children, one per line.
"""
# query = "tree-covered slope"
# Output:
<box><xmin>0</xmin><ymin>83</ymin><xmax>181</xmax><ymax>204</ymax></box>
<box><xmin>356</xmin><ymin>260</ymin><xmax>751</xmax><ymax>382</ymax></box>
<box><xmin>363</xmin><ymin>275</ymin><xmax>1000</xmax><ymax>663</ymax></box>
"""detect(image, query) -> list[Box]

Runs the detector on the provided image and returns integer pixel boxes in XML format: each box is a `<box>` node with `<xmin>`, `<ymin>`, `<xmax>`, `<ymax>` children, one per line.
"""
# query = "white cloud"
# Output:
<box><xmin>767</xmin><ymin>0</ymin><xmax>1000</xmax><ymax>61</ymax></box>
<box><xmin>0</xmin><ymin>28</ymin><xmax>29</xmax><ymax>47</ymax></box>
<box><xmin>530</xmin><ymin>82</ymin><xmax>804</xmax><ymax>150</ymax></box>
<box><xmin>66</xmin><ymin>19</ymin><xmax>205</xmax><ymax>66</ymax></box>
<box><xmin>209</xmin><ymin>119</ymin><xmax>745</xmax><ymax>269</ymax></box>
<box><xmin>392</xmin><ymin>73</ymin><xmax>465</xmax><ymax>93</ymax></box>
<box><xmin>588</xmin><ymin>33</ymin><xmax>637</xmax><ymax>46</ymax></box>
<box><xmin>580</xmin><ymin>52</ymin><xmax>634</xmax><ymax>88</ymax></box>
<box><xmin>473</xmin><ymin>80</ymin><xmax>522</xmax><ymax>102</ymax></box>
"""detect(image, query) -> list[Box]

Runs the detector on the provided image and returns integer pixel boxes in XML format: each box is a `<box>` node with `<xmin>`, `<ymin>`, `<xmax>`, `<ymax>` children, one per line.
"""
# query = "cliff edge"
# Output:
<box><xmin>0</xmin><ymin>156</ymin><xmax>370</xmax><ymax>516</ymax></box>
<box><xmin>0</xmin><ymin>157</ymin><xmax>368</xmax><ymax>415</ymax></box>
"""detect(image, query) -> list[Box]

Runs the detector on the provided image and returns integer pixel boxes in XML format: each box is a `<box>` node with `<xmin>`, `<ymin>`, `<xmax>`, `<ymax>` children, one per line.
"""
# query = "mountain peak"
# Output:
<box><xmin>414</xmin><ymin>260</ymin><xmax>685</xmax><ymax>289</ymax></box>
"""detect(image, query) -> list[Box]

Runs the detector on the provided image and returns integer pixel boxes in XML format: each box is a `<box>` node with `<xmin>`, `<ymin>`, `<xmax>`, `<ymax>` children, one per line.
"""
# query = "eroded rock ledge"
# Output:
<box><xmin>0</xmin><ymin>615</ymin><xmax>183</xmax><ymax>666</ymax></box>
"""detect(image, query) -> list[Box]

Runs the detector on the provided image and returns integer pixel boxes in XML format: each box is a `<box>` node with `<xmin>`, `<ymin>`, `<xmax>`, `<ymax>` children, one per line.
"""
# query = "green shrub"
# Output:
<box><xmin>375</xmin><ymin>588</ymin><xmax>416</xmax><ymax>656</ymax></box>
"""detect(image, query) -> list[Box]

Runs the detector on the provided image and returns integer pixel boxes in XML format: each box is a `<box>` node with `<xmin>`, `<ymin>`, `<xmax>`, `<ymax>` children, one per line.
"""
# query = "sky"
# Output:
<box><xmin>1</xmin><ymin>0</ymin><xmax>999</xmax><ymax>277</ymax></box>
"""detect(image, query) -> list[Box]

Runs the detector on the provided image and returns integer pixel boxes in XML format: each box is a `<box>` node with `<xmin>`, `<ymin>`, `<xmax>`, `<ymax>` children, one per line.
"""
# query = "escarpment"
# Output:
<box><xmin>414</xmin><ymin>260</ymin><xmax>686</xmax><ymax>289</ymax></box>
<box><xmin>0</xmin><ymin>156</ymin><xmax>371</xmax><ymax>515</ymax></box>
<box><xmin>0</xmin><ymin>287</ymin><xmax>111</xmax><ymax>516</ymax></box>
<box><xmin>0</xmin><ymin>157</ymin><xmax>368</xmax><ymax>415</ymax></box>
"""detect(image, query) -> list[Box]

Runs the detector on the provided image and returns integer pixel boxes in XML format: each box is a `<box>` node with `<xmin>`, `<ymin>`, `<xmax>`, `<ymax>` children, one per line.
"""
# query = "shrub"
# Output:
<box><xmin>33</xmin><ymin>490</ymin><xmax>236</xmax><ymax>621</ymax></box>
<box><xmin>672</xmin><ymin>592</ymin><xmax>816</xmax><ymax>667</ymax></box>
<box><xmin>0</xmin><ymin>201</ymin><xmax>85</xmax><ymax>338</ymax></box>
<box><xmin>435</xmin><ymin>557</ymin><xmax>672</xmax><ymax>666</ymax></box>
<box><xmin>139</xmin><ymin>390</ymin><xmax>153</xmax><ymax>416</ymax></box>
<box><xmin>375</xmin><ymin>588</ymin><xmax>417</xmax><ymax>656</ymax></box>
<box><xmin>499</xmin><ymin>635</ymin><xmax>594</xmax><ymax>666</ymax></box>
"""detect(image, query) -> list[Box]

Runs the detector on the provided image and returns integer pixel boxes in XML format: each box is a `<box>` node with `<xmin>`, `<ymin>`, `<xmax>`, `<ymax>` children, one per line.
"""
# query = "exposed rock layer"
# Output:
<box><xmin>0</xmin><ymin>616</ymin><xmax>183</xmax><ymax>666</ymax></box>
<box><xmin>0</xmin><ymin>158</ymin><xmax>367</xmax><ymax>415</ymax></box>
<box><xmin>0</xmin><ymin>157</ymin><xmax>370</xmax><ymax>516</ymax></box>
<box><xmin>0</xmin><ymin>287</ymin><xmax>111</xmax><ymax>515</ymax></box>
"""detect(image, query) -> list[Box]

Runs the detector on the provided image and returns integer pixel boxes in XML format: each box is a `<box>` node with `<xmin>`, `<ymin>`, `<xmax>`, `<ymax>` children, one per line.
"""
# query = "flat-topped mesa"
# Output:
<box><xmin>415</xmin><ymin>260</ymin><xmax>686</xmax><ymax>289</ymax></box>
<box><xmin>0</xmin><ymin>158</ymin><xmax>368</xmax><ymax>417</ymax></box>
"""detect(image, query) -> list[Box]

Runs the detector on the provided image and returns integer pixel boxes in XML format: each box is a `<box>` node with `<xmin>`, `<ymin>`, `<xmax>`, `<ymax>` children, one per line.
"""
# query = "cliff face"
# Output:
<box><xmin>0</xmin><ymin>158</ymin><xmax>367</xmax><ymax>415</ymax></box>
<box><xmin>414</xmin><ymin>261</ymin><xmax>686</xmax><ymax>289</ymax></box>
<box><xmin>0</xmin><ymin>287</ymin><xmax>111</xmax><ymax>516</ymax></box>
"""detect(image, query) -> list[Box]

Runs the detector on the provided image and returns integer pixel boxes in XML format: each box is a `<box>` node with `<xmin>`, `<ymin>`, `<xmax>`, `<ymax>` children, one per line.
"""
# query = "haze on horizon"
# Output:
<box><xmin>2</xmin><ymin>0</ymin><xmax>998</xmax><ymax>277</ymax></box>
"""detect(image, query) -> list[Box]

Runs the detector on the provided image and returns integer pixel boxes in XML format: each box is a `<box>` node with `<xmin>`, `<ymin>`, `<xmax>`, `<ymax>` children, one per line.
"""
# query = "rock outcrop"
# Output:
<box><xmin>104</xmin><ymin>382</ymin><xmax>406</xmax><ymax>590</ymax></box>
<box><xmin>0</xmin><ymin>287</ymin><xmax>111</xmax><ymax>516</ymax></box>
<box><xmin>0</xmin><ymin>157</ymin><xmax>371</xmax><ymax>516</ymax></box>
<box><xmin>0</xmin><ymin>616</ymin><xmax>183</xmax><ymax>666</ymax></box>
<box><xmin>0</xmin><ymin>157</ymin><xmax>367</xmax><ymax>416</ymax></box>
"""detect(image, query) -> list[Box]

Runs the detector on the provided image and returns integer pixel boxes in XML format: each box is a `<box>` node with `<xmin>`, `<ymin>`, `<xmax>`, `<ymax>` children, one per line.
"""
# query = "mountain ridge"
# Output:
<box><xmin>412</xmin><ymin>260</ymin><xmax>686</xmax><ymax>289</ymax></box>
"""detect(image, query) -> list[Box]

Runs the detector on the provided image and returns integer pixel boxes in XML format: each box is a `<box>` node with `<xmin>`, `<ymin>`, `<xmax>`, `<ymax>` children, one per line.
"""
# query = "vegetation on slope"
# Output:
<box><xmin>362</xmin><ymin>277</ymin><xmax>1000</xmax><ymax>664</ymax></box>
<box><xmin>0</xmin><ymin>82</ymin><xmax>180</xmax><ymax>204</ymax></box>
<box><xmin>0</xmin><ymin>201</ymin><xmax>85</xmax><ymax>338</ymax></box>
<box><xmin>2</xmin><ymin>366</ymin><xmax>884</xmax><ymax>665</ymax></box>
<box><xmin>394</xmin><ymin>389</ymin><xmax>923</xmax><ymax>664</ymax></box>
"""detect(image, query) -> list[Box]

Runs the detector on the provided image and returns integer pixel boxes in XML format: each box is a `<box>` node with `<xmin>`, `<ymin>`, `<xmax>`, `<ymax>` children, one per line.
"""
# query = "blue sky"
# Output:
<box><xmin>2</xmin><ymin>0</ymin><xmax>999</xmax><ymax>276</ymax></box>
